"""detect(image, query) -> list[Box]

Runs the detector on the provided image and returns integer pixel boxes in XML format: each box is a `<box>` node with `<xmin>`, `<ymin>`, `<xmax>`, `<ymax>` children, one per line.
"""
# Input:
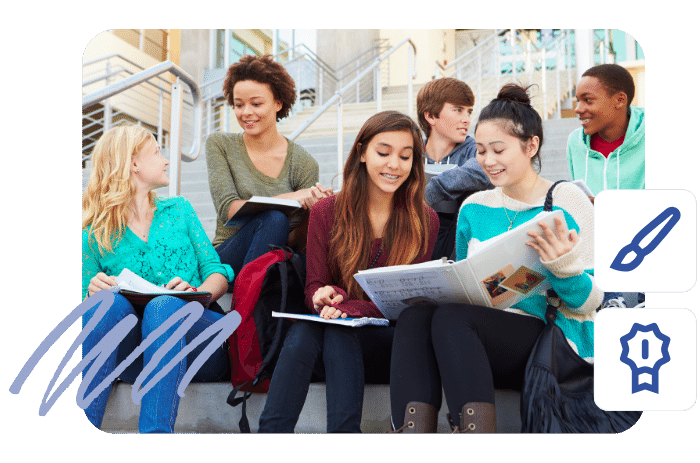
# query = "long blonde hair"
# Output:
<box><xmin>82</xmin><ymin>124</ymin><xmax>157</xmax><ymax>254</ymax></box>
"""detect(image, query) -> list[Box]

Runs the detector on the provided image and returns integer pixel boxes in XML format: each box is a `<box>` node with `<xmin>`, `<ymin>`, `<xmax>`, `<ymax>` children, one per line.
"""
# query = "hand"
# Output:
<box><xmin>299</xmin><ymin>183</ymin><xmax>334</xmax><ymax>210</ymax></box>
<box><xmin>312</xmin><ymin>285</ymin><xmax>343</xmax><ymax>310</ymax></box>
<box><xmin>319</xmin><ymin>305</ymin><xmax>347</xmax><ymax>319</ymax></box>
<box><xmin>527</xmin><ymin>217</ymin><xmax>579</xmax><ymax>262</ymax></box>
<box><xmin>165</xmin><ymin>276</ymin><xmax>195</xmax><ymax>292</ymax></box>
<box><xmin>87</xmin><ymin>272</ymin><xmax>117</xmax><ymax>296</ymax></box>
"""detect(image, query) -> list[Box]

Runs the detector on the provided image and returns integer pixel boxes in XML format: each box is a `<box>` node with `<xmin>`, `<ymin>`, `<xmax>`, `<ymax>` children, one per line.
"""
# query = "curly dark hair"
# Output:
<box><xmin>222</xmin><ymin>54</ymin><xmax>297</xmax><ymax>121</ymax></box>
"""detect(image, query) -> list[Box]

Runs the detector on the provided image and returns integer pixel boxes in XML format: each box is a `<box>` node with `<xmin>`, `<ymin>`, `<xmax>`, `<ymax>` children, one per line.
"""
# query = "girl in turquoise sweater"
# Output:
<box><xmin>390</xmin><ymin>84</ymin><xmax>602</xmax><ymax>433</ymax></box>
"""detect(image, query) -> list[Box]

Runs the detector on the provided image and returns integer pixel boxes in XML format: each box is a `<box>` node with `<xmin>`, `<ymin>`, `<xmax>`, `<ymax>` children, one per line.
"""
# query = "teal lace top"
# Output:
<box><xmin>82</xmin><ymin>196</ymin><xmax>234</xmax><ymax>299</ymax></box>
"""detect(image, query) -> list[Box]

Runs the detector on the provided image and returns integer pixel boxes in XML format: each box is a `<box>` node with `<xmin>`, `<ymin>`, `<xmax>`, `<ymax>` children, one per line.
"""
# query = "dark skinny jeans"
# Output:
<box><xmin>258</xmin><ymin>320</ymin><xmax>393</xmax><ymax>433</ymax></box>
<box><xmin>215</xmin><ymin>210</ymin><xmax>290</xmax><ymax>289</ymax></box>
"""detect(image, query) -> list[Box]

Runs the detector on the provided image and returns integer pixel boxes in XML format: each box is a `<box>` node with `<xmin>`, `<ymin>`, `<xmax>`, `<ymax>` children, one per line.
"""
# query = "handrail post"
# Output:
<box><xmin>157</xmin><ymin>88</ymin><xmax>164</xmax><ymax>147</ymax></box>
<box><xmin>206</xmin><ymin>98</ymin><xmax>212</xmax><ymax>137</ymax></box>
<box><xmin>566</xmin><ymin>29</ymin><xmax>573</xmax><ymax>99</ymax></box>
<box><xmin>318</xmin><ymin>68</ymin><xmax>324</xmax><ymax>107</ymax></box>
<box><xmin>356</xmin><ymin>61</ymin><xmax>360</xmax><ymax>103</ymax></box>
<box><xmin>336</xmin><ymin>92</ymin><xmax>343</xmax><ymax>185</ymax></box>
<box><xmin>477</xmin><ymin>52</ymin><xmax>482</xmax><ymax>111</ymax></box>
<box><xmin>541</xmin><ymin>47</ymin><xmax>547</xmax><ymax>120</ymax></box>
<box><xmin>104</xmin><ymin>61</ymin><xmax>112</xmax><ymax>132</ymax></box>
<box><xmin>510</xmin><ymin>29</ymin><xmax>516</xmax><ymax>78</ymax></box>
<box><xmin>169</xmin><ymin>79</ymin><xmax>183</xmax><ymax>197</ymax></box>
<box><xmin>296</xmin><ymin>61</ymin><xmax>302</xmax><ymax>115</ymax></box>
<box><xmin>556</xmin><ymin>42</ymin><xmax>561</xmax><ymax>118</ymax></box>
<box><xmin>375</xmin><ymin>65</ymin><xmax>382</xmax><ymax>113</ymax></box>
<box><xmin>407</xmin><ymin>44</ymin><xmax>413</xmax><ymax>116</ymax></box>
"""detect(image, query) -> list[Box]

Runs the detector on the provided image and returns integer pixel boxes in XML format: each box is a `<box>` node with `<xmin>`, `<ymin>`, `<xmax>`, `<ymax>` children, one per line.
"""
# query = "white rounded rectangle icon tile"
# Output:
<box><xmin>595</xmin><ymin>308</ymin><xmax>696</xmax><ymax>411</ymax></box>
<box><xmin>595</xmin><ymin>190</ymin><xmax>696</xmax><ymax>292</ymax></box>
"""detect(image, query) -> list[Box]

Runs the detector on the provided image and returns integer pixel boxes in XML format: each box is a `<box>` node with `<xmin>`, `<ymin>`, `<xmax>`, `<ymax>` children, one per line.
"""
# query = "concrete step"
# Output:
<box><xmin>101</xmin><ymin>381</ymin><xmax>522</xmax><ymax>433</ymax></box>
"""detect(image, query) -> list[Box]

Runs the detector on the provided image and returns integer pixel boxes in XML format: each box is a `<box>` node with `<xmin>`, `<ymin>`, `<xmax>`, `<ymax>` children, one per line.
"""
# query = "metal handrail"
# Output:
<box><xmin>82</xmin><ymin>60</ymin><xmax>202</xmax><ymax>162</ymax></box>
<box><xmin>335</xmin><ymin>39</ymin><xmax>391</xmax><ymax>79</ymax></box>
<box><xmin>275</xmin><ymin>43</ymin><xmax>336</xmax><ymax>77</ymax></box>
<box><xmin>289</xmin><ymin>37</ymin><xmax>417</xmax><ymax>140</ymax></box>
<box><xmin>433</xmin><ymin>29</ymin><xmax>507</xmax><ymax>78</ymax></box>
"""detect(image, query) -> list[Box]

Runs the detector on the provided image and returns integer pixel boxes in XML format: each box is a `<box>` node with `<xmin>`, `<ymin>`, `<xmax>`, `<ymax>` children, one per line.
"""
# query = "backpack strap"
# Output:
<box><xmin>543</xmin><ymin>180</ymin><xmax>568</xmax><ymax>317</ymax></box>
<box><xmin>544</xmin><ymin>180</ymin><xmax>567</xmax><ymax>212</ymax></box>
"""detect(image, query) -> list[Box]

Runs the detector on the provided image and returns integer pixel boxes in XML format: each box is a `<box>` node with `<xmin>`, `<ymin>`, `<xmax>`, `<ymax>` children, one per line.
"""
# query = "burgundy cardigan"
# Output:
<box><xmin>304</xmin><ymin>195</ymin><xmax>439</xmax><ymax>318</ymax></box>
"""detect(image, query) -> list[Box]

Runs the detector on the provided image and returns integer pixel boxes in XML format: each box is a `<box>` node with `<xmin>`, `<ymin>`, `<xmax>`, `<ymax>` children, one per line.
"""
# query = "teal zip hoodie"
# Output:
<box><xmin>566</xmin><ymin>106</ymin><xmax>645</xmax><ymax>196</ymax></box>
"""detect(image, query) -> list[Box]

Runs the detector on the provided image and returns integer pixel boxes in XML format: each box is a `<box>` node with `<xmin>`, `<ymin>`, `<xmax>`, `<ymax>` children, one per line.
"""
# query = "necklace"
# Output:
<box><xmin>369</xmin><ymin>241</ymin><xmax>384</xmax><ymax>268</ymax></box>
<box><xmin>502</xmin><ymin>175</ymin><xmax>540</xmax><ymax>231</ymax></box>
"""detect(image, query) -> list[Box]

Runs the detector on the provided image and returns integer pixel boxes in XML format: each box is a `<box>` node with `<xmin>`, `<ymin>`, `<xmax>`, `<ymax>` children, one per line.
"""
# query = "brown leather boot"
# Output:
<box><xmin>448</xmin><ymin>402</ymin><xmax>497</xmax><ymax>433</ymax></box>
<box><xmin>392</xmin><ymin>401</ymin><xmax>438</xmax><ymax>433</ymax></box>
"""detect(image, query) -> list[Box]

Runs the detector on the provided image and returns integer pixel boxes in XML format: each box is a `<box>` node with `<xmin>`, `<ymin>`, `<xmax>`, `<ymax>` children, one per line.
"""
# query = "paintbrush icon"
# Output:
<box><xmin>610</xmin><ymin>206</ymin><xmax>681</xmax><ymax>272</ymax></box>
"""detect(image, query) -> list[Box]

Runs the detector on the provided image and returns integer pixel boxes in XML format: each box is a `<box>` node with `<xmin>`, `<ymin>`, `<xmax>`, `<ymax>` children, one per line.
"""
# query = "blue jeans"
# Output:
<box><xmin>258</xmin><ymin>321</ymin><xmax>393</xmax><ymax>433</ymax></box>
<box><xmin>216</xmin><ymin>210</ymin><xmax>290</xmax><ymax>289</ymax></box>
<box><xmin>81</xmin><ymin>294</ymin><xmax>230</xmax><ymax>433</ymax></box>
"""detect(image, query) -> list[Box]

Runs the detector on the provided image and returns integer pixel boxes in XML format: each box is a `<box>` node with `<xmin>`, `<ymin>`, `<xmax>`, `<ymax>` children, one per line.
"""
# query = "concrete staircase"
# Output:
<box><xmin>101</xmin><ymin>381</ymin><xmax>523</xmax><ymax>433</ymax></box>
<box><xmin>81</xmin><ymin>91</ymin><xmax>583</xmax><ymax>434</ymax></box>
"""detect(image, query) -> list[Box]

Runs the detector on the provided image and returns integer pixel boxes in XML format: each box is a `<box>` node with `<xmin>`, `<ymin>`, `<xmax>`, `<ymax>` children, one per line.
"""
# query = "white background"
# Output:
<box><xmin>595</xmin><ymin>309</ymin><xmax>696</xmax><ymax>411</ymax></box>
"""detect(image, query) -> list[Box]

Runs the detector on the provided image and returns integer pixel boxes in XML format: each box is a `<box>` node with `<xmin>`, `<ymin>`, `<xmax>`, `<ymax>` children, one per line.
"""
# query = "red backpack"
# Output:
<box><xmin>225</xmin><ymin>246</ymin><xmax>308</xmax><ymax>431</ymax></box>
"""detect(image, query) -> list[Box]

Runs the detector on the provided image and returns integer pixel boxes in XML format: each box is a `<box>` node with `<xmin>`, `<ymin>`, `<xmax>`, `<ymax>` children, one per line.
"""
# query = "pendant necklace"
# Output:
<box><xmin>502</xmin><ymin>175</ymin><xmax>539</xmax><ymax>231</ymax></box>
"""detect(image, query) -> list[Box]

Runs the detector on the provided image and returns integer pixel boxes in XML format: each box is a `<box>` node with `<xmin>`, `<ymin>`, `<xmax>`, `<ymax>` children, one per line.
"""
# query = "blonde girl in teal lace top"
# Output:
<box><xmin>81</xmin><ymin>124</ymin><xmax>233</xmax><ymax>433</ymax></box>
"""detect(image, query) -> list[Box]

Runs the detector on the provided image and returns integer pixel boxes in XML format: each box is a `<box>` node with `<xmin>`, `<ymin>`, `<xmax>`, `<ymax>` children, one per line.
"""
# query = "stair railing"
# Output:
<box><xmin>288</xmin><ymin>37</ymin><xmax>417</xmax><ymax>185</ymax></box>
<box><xmin>433</xmin><ymin>29</ymin><xmax>575</xmax><ymax>120</ymax></box>
<box><xmin>82</xmin><ymin>59</ymin><xmax>202</xmax><ymax>196</ymax></box>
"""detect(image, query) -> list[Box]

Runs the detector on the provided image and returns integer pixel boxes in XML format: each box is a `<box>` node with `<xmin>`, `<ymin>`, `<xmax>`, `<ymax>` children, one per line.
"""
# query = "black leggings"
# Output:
<box><xmin>389</xmin><ymin>303</ymin><xmax>545</xmax><ymax>424</ymax></box>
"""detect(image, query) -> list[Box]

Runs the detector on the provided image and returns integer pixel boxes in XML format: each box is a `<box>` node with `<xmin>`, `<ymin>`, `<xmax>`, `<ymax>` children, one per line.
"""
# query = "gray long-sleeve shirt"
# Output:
<box><xmin>423</xmin><ymin>136</ymin><xmax>493</xmax><ymax>207</ymax></box>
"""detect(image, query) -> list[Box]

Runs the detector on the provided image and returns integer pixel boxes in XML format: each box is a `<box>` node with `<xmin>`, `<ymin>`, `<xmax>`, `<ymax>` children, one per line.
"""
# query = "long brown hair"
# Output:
<box><xmin>329</xmin><ymin>111</ymin><xmax>430</xmax><ymax>300</ymax></box>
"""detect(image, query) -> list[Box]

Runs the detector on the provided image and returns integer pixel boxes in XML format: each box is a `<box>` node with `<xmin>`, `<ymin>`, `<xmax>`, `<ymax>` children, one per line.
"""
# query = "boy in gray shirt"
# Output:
<box><xmin>418</xmin><ymin>77</ymin><xmax>492</xmax><ymax>259</ymax></box>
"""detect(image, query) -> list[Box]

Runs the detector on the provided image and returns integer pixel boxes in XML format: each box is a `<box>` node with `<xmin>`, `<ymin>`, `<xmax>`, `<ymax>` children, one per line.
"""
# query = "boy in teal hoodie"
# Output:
<box><xmin>566</xmin><ymin>64</ymin><xmax>644</xmax><ymax>197</ymax></box>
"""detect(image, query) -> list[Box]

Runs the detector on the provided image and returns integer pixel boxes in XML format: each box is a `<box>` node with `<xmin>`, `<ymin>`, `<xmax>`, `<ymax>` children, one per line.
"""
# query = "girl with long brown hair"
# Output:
<box><xmin>258</xmin><ymin>111</ymin><xmax>439</xmax><ymax>433</ymax></box>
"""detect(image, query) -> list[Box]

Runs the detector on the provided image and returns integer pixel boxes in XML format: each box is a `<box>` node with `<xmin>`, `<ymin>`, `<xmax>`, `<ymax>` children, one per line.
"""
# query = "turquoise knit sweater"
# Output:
<box><xmin>456</xmin><ymin>182</ymin><xmax>601</xmax><ymax>361</ymax></box>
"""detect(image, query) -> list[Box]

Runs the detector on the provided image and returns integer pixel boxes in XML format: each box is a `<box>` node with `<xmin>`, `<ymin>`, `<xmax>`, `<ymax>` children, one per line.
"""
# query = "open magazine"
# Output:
<box><xmin>353</xmin><ymin>209</ymin><xmax>565</xmax><ymax>320</ymax></box>
<box><xmin>112</xmin><ymin>268</ymin><xmax>213</xmax><ymax>313</ymax></box>
<box><xmin>225</xmin><ymin>196</ymin><xmax>302</xmax><ymax>227</ymax></box>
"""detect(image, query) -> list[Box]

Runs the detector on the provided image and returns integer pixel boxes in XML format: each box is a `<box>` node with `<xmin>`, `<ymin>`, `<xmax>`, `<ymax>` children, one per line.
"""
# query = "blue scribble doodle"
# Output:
<box><xmin>620</xmin><ymin>323</ymin><xmax>671</xmax><ymax>394</ymax></box>
<box><xmin>610</xmin><ymin>206</ymin><xmax>681</xmax><ymax>272</ymax></box>
<box><xmin>9</xmin><ymin>290</ymin><xmax>241</xmax><ymax>416</ymax></box>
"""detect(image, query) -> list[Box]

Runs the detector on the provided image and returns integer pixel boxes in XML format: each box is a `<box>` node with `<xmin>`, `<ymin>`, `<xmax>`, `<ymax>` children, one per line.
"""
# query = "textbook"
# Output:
<box><xmin>226</xmin><ymin>196</ymin><xmax>302</xmax><ymax>226</ymax></box>
<box><xmin>353</xmin><ymin>209</ymin><xmax>565</xmax><ymax>320</ymax></box>
<box><xmin>271</xmin><ymin>311</ymin><xmax>389</xmax><ymax>327</ymax></box>
<box><xmin>112</xmin><ymin>268</ymin><xmax>212</xmax><ymax>312</ymax></box>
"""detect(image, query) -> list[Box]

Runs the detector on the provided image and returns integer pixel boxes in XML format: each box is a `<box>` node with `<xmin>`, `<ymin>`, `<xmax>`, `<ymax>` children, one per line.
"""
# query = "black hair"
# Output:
<box><xmin>582</xmin><ymin>64</ymin><xmax>635</xmax><ymax>108</ymax></box>
<box><xmin>475</xmin><ymin>83</ymin><xmax>544</xmax><ymax>172</ymax></box>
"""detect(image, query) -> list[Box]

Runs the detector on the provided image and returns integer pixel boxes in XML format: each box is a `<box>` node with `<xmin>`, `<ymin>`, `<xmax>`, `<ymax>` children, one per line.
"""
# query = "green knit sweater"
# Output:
<box><xmin>205</xmin><ymin>132</ymin><xmax>319</xmax><ymax>247</ymax></box>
